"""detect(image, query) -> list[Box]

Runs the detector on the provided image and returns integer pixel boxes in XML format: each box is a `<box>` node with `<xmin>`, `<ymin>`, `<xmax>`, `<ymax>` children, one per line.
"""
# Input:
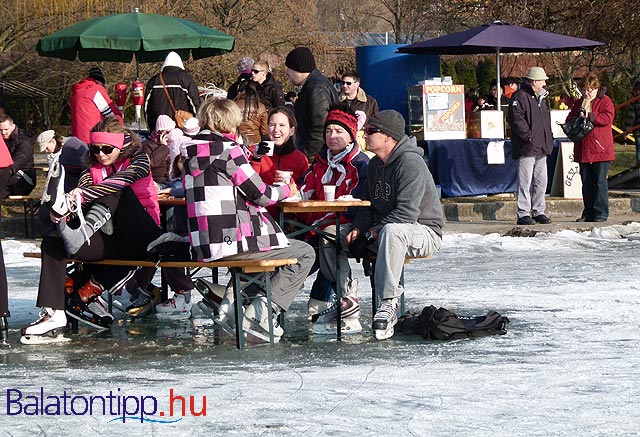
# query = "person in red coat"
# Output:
<box><xmin>70</xmin><ymin>67</ymin><xmax>123</xmax><ymax>143</ymax></box>
<box><xmin>248</xmin><ymin>106</ymin><xmax>309</xmax><ymax>217</ymax></box>
<box><xmin>566</xmin><ymin>72</ymin><xmax>615</xmax><ymax>222</ymax></box>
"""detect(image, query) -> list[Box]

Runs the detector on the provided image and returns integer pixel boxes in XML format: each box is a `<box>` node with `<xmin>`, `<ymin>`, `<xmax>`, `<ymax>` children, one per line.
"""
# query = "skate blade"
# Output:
<box><xmin>20</xmin><ymin>332</ymin><xmax>71</xmax><ymax>345</ymax></box>
<box><xmin>197</xmin><ymin>302</ymin><xmax>236</xmax><ymax>337</ymax></box>
<box><xmin>155</xmin><ymin>311</ymin><xmax>192</xmax><ymax>321</ymax></box>
<box><xmin>65</xmin><ymin>310</ymin><xmax>112</xmax><ymax>331</ymax></box>
<box><xmin>312</xmin><ymin>319</ymin><xmax>363</xmax><ymax>335</ymax></box>
<box><xmin>243</xmin><ymin>326</ymin><xmax>281</xmax><ymax>344</ymax></box>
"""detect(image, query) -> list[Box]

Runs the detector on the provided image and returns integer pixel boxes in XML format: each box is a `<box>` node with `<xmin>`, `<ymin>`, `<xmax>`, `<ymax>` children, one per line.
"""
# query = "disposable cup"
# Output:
<box><xmin>263</xmin><ymin>141</ymin><xmax>275</xmax><ymax>156</ymax></box>
<box><xmin>276</xmin><ymin>170</ymin><xmax>293</xmax><ymax>184</ymax></box>
<box><xmin>323</xmin><ymin>185</ymin><xmax>336</xmax><ymax>201</ymax></box>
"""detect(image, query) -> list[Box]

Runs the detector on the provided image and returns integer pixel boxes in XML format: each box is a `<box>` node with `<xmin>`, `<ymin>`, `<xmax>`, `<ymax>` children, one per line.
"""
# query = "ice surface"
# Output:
<box><xmin>1</xmin><ymin>225</ymin><xmax>639</xmax><ymax>435</ymax></box>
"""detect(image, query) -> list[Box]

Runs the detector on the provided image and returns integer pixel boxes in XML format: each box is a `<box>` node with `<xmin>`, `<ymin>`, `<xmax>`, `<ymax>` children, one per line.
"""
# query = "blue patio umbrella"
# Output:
<box><xmin>398</xmin><ymin>21</ymin><xmax>604</xmax><ymax>105</ymax></box>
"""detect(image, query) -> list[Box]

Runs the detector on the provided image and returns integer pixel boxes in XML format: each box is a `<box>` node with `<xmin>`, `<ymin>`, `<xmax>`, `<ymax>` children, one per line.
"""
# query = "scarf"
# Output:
<box><xmin>321</xmin><ymin>143</ymin><xmax>354</xmax><ymax>187</ymax></box>
<box><xmin>274</xmin><ymin>138</ymin><xmax>296</xmax><ymax>156</ymax></box>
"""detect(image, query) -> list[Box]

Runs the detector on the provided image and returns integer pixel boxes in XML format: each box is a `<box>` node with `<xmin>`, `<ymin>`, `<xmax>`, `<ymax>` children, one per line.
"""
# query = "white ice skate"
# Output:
<box><xmin>20</xmin><ymin>308</ymin><xmax>70</xmax><ymax>345</ymax></box>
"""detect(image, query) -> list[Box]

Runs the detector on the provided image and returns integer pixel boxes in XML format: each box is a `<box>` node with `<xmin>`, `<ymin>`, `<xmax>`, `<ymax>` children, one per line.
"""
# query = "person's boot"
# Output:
<box><xmin>1</xmin><ymin>316</ymin><xmax>9</xmax><ymax>348</ymax></box>
<box><xmin>57</xmin><ymin>202</ymin><xmax>112</xmax><ymax>255</ymax></box>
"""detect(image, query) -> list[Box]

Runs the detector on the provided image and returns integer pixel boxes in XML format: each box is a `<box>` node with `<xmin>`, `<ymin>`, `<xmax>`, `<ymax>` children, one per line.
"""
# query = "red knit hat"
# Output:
<box><xmin>324</xmin><ymin>108</ymin><xmax>358</xmax><ymax>142</ymax></box>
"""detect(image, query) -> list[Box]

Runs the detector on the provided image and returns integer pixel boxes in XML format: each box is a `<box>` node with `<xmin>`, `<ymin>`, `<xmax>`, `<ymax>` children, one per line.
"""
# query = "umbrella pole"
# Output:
<box><xmin>496</xmin><ymin>48</ymin><xmax>502</xmax><ymax>112</ymax></box>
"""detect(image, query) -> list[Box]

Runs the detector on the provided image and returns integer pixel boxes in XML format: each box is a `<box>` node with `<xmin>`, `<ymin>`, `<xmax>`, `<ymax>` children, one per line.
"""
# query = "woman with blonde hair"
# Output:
<box><xmin>181</xmin><ymin>98</ymin><xmax>315</xmax><ymax>343</ymax></box>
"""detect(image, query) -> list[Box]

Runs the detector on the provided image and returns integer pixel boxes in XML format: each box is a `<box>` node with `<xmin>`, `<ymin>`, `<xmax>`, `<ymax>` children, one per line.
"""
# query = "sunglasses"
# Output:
<box><xmin>90</xmin><ymin>145</ymin><xmax>116</xmax><ymax>155</ymax></box>
<box><xmin>251</xmin><ymin>69</ymin><xmax>264</xmax><ymax>74</ymax></box>
<box><xmin>341</xmin><ymin>81</ymin><xmax>353</xmax><ymax>86</ymax></box>
<box><xmin>364</xmin><ymin>127</ymin><xmax>383</xmax><ymax>135</ymax></box>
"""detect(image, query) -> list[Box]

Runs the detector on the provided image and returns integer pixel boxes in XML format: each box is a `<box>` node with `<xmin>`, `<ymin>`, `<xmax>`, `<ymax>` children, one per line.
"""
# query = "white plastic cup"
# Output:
<box><xmin>323</xmin><ymin>185</ymin><xmax>336</xmax><ymax>201</ymax></box>
<box><xmin>276</xmin><ymin>170</ymin><xmax>293</xmax><ymax>184</ymax></box>
<box><xmin>263</xmin><ymin>141</ymin><xmax>275</xmax><ymax>156</ymax></box>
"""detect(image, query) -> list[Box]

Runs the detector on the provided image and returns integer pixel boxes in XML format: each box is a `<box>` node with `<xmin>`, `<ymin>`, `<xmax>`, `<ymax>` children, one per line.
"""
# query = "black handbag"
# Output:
<box><xmin>559</xmin><ymin>108</ymin><xmax>594</xmax><ymax>143</ymax></box>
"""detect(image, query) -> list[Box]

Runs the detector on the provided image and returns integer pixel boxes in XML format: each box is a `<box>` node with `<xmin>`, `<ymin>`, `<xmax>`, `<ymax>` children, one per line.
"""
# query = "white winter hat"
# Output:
<box><xmin>155</xmin><ymin>114</ymin><xmax>176</xmax><ymax>132</ymax></box>
<box><xmin>162</xmin><ymin>51</ymin><xmax>185</xmax><ymax>71</ymax></box>
<box><xmin>182</xmin><ymin>117</ymin><xmax>200</xmax><ymax>136</ymax></box>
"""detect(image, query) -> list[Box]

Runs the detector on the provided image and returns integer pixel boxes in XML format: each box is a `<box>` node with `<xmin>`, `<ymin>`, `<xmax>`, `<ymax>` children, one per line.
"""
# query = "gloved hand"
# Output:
<box><xmin>253</xmin><ymin>141</ymin><xmax>272</xmax><ymax>161</ymax></box>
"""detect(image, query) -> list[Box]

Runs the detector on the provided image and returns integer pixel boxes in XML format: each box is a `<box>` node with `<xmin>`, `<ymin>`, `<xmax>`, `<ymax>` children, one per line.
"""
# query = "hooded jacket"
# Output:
<box><xmin>294</xmin><ymin>69</ymin><xmax>338</xmax><ymax>159</ymax></box>
<box><xmin>144</xmin><ymin>61</ymin><xmax>200</xmax><ymax>133</ymax></box>
<box><xmin>507</xmin><ymin>82</ymin><xmax>554</xmax><ymax>159</ymax></box>
<box><xmin>566</xmin><ymin>87</ymin><xmax>615</xmax><ymax>163</ymax></box>
<box><xmin>352</xmin><ymin>135</ymin><xmax>443</xmax><ymax>238</ymax></box>
<box><xmin>181</xmin><ymin>133</ymin><xmax>291</xmax><ymax>262</ymax></box>
<box><xmin>70</xmin><ymin>78</ymin><xmax>123</xmax><ymax>144</ymax></box>
<box><xmin>257</xmin><ymin>73</ymin><xmax>285</xmax><ymax>109</ymax></box>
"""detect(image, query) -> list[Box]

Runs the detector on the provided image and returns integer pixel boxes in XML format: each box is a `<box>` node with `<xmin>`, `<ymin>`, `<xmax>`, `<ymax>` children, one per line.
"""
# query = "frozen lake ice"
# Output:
<box><xmin>1</xmin><ymin>224</ymin><xmax>640</xmax><ymax>435</ymax></box>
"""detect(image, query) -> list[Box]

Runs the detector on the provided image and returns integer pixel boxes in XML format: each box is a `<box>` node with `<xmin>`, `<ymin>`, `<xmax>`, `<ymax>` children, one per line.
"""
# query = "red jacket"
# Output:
<box><xmin>0</xmin><ymin>136</ymin><xmax>13</xmax><ymax>168</ymax></box>
<box><xmin>567</xmin><ymin>89</ymin><xmax>615</xmax><ymax>163</ymax></box>
<box><xmin>70</xmin><ymin>78</ymin><xmax>123</xmax><ymax>143</ymax></box>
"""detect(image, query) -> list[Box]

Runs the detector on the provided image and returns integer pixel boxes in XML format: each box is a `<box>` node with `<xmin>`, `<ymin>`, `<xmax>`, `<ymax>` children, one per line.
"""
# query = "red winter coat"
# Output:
<box><xmin>70</xmin><ymin>78</ymin><xmax>123</xmax><ymax>143</ymax></box>
<box><xmin>567</xmin><ymin>89</ymin><xmax>615</xmax><ymax>163</ymax></box>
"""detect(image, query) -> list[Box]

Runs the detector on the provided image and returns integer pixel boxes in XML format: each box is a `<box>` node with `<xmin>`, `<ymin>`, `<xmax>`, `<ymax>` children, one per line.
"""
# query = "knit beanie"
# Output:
<box><xmin>155</xmin><ymin>114</ymin><xmax>176</xmax><ymax>132</ymax></box>
<box><xmin>182</xmin><ymin>117</ymin><xmax>200</xmax><ymax>136</ymax></box>
<box><xmin>88</xmin><ymin>67</ymin><xmax>105</xmax><ymax>85</ymax></box>
<box><xmin>285</xmin><ymin>47</ymin><xmax>316</xmax><ymax>73</ymax></box>
<box><xmin>236</xmin><ymin>57</ymin><xmax>254</xmax><ymax>74</ymax></box>
<box><xmin>325</xmin><ymin>108</ymin><xmax>358</xmax><ymax>143</ymax></box>
<box><xmin>367</xmin><ymin>110</ymin><xmax>407</xmax><ymax>141</ymax></box>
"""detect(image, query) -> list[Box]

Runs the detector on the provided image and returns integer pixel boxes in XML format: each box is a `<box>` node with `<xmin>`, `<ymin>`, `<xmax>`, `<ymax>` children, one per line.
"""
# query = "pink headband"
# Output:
<box><xmin>89</xmin><ymin>132</ymin><xmax>125</xmax><ymax>149</ymax></box>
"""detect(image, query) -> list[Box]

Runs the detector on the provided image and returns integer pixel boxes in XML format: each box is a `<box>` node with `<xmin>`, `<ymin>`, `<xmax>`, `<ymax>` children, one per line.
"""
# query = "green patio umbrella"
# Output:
<box><xmin>36</xmin><ymin>8</ymin><xmax>235</xmax><ymax>76</ymax></box>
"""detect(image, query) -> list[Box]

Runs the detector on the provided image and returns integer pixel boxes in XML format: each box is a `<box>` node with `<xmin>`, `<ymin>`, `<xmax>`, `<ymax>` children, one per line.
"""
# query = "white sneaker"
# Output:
<box><xmin>156</xmin><ymin>291</ymin><xmax>192</xmax><ymax>320</ymax></box>
<box><xmin>242</xmin><ymin>297</ymin><xmax>283</xmax><ymax>342</ymax></box>
<box><xmin>22</xmin><ymin>308</ymin><xmax>67</xmax><ymax>336</ymax></box>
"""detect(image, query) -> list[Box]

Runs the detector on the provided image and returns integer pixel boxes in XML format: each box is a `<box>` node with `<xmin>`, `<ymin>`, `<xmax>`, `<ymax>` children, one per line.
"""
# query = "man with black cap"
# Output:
<box><xmin>507</xmin><ymin>66</ymin><xmax>553</xmax><ymax>225</ymax></box>
<box><xmin>346</xmin><ymin>110</ymin><xmax>443</xmax><ymax>340</ymax></box>
<box><xmin>285</xmin><ymin>46</ymin><xmax>338</xmax><ymax>160</ymax></box>
<box><xmin>70</xmin><ymin>67</ymin><xmax>122</xmax><ymax>143</ymax></box>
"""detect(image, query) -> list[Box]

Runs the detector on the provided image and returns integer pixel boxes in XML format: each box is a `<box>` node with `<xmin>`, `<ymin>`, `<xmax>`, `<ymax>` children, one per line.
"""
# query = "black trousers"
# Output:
<box><xmin>0</xmin><ymin>167</ymin><xmax>9</xmax><ymax>316</ymax></box>
<box><xmin>36</xmin><ymin>188</ymin><xmax>192</xmax><ymax>309</ymax></box>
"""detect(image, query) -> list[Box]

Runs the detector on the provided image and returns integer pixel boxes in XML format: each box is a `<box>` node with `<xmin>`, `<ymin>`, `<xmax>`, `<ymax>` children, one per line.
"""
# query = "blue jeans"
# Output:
<box><xmin>579</xmin><ymin>161</ymin><xmax>610</xmax><ymax>220</ymax></box>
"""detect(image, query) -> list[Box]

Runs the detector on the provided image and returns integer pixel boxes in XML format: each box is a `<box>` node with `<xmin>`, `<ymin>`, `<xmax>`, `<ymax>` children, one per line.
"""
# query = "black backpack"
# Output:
<box><xmin>397</xmin><ymin>306</ymin><xmax>509</xmax><ymax>340</ymax></box>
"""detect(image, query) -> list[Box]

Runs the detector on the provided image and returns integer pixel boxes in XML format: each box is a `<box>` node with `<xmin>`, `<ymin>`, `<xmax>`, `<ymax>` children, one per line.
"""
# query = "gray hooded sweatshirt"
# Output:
<box><xmin>353</xmin><ymin>135</ymin><xmax>444</xmax><ymax>238</ymax></box>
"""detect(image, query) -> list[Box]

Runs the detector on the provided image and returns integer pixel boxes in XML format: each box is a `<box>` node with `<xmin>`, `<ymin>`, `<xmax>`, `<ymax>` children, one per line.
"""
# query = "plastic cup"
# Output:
<box><xmin>323</xmin><ymin>185</ymin><xmax>336</xmax><ymax>201</ymax></box>
<box><xmin>263</xmin><ymin>141</ymin><xmax>275</xmax><ymax>156</ymax></box>
<box><xmin>276</xmin><ymin>170</ymin><xmax>293</xmax><ymax>184</ymax></box>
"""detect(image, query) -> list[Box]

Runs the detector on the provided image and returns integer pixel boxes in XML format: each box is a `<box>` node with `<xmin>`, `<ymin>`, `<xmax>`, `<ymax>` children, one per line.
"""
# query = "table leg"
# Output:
<box><xmin>335</xmin><ymin>213</ymin><xmax>342</xmax><ymax>341</ymax></box>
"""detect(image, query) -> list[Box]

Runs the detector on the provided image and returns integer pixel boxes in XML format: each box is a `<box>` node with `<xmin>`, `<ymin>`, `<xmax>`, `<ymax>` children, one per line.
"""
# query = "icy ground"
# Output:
<box><xmin>1</xmin><ymin>224</ymin><xmax>640</xmax><ymax>435</ymax></box>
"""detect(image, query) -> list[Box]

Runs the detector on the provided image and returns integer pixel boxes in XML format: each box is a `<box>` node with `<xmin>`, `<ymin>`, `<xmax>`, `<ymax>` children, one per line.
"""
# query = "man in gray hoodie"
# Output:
<box><xmin>347</xmin><ymin>110</ymin><xmax>443</xmax><ymax>340</ymax></box>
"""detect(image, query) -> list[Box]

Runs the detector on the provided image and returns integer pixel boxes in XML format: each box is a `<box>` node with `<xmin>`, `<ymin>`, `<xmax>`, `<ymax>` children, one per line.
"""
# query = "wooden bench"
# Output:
<box><xmin>3</xmin><ymin>195</ymin><xmax>42</xmax><ymax>238</ymax></box>
<box><xmin>23</xmin><ymin>252</ymin><xmax>297</xmax><ymax>349</ymax></box>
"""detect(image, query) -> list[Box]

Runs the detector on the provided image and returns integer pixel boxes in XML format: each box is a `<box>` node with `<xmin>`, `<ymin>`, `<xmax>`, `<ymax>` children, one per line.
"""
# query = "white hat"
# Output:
<box><xmin>525</xmin><ymin>67</ymin><xmax>549</xmax><ymax>81</ymax></box>
<box><xmin>162</xmin><ymin>51</ymin><xmax>185</xmax><ymax>71</ymax></box>
<box><xmin>182</xmin><ymin>117</ymin><xmax>200</xmax><ymax>136</ymax></box>
<box><xmin>155</xmin><ymin>114</ymin><xmax>176</xmax><ymax>132</ymax></box>
<box><xmin>36</xmin><ymin>130</ymin><xmax>55</xmax><ymax>152</ymax></box>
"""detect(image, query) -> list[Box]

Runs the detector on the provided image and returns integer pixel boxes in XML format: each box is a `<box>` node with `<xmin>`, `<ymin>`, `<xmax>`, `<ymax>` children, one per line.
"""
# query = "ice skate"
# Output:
<box><xmin>242</xmin><ymin>296</ymin><xmax>283</xmax><ymax>343</ymax></box>
<box><xmin>307</xmin><ymin>297</ymin><xmax>333</xmax><ymax>322</ymax></box>
<box><xmin>213</xmin><ymin>285</ymin><xmax>236</xmax><ymax>334</ymax></box>
<box><xmin>1</xmin><ymin>316</ymin><xmax>10</xmax><ymax>348</ymax></box>
<box><xmin>373</xmin><ymin>298</ymin><xmax>399</xmax><ymax>340</ymax></box>
<box><xmin>194</xmin><ymin>278</ymin><xmax>227</xmax><ymax>314</ymax></box>
<box><xmin>312</xmin><ymin>295</ymin><xmax>362</xmax><ymax>335</ymax></box>
<box><xmin>65</xmin><ymin>294</ymin><xmax>113</xmax><ymax>331</ymax></box>
<box><xmin>156</xmin><ymin>290</ymin><xmax>192</xmax><ymax>321</ymax></box>
<box><xmin>41</xmin><ymin>153</ymin><xmax>79</xmax><ymax>219</ymax></box>
<box><xmin>125</xmin><ymin>284</ymin><xmax>161</xmax><ymax>318</ymax></box>
<box><xmin>20</xmin><ymin>308</ymin><xmax>70</xmax><ymax>345</ymax></box>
